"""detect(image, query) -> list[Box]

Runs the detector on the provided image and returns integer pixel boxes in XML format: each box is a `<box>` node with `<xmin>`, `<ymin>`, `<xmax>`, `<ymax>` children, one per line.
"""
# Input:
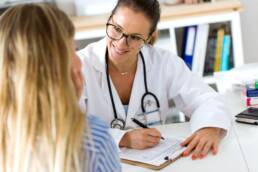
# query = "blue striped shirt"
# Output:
<box><xmin>84</xmin><ymin>115</ymin><xmax>121</xmax><ymax>172</ymax></box>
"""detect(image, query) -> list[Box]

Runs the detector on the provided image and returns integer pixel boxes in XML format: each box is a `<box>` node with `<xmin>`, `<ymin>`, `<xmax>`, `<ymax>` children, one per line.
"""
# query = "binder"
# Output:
<box><xmin>221</xmin><ymin>35</ymin><xmax>231</xmax><ymax>71</ymax></box>
<box><xmin>192</xmin><ymin>24</ymin><xmax>210</xmax><ymax>76</ymax></box>
<box><xmin>214</xmin><ymin>28</ymin><xmax>225</xmax><ymax>72</ymax></box>
<box><xmin>120</xmin><ymin>137</ymin><xmax>186</xmax><ymax>170</ymax></box>
<box><xmin>182</xmin><ymin>26</ymin><xmax>197</xmax><ymax>69</ymax></box>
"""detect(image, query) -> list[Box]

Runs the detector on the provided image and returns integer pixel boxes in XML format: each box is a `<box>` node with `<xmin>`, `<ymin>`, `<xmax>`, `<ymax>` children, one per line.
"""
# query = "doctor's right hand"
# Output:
<box><xmin>119</xmin><ymin>128</ymin><xmax>161</xmax><ymax>149</ymax></box>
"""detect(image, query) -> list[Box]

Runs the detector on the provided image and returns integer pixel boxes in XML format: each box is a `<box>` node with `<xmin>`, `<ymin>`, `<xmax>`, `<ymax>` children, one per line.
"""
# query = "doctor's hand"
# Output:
<box><xmin>180</xmin><ymin>127</ymin><xmax>222</xmax><ymax>160</ymax></box>
<box><xmin>119</xmin><ymin>128</ymin><xmax>162</xmax><ymax>149</ymax></box>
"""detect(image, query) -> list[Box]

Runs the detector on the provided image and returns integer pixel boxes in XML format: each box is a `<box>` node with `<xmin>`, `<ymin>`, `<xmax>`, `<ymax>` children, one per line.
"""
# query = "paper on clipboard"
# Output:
<box><xmin>120</xmin><ymin>137</ymin><xmax>186</xmax><ymax>167</ymax></box>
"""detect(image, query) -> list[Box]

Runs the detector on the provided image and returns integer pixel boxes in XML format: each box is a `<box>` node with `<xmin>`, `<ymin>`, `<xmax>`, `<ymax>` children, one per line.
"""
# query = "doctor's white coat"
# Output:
<box><xmin>78</xmin><ymin>38</ymin><xmax>231</xmax><ymax>148</ymax></box>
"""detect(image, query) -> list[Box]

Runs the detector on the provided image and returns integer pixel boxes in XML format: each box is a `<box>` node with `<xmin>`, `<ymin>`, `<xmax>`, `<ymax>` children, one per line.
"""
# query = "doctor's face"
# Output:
<box><xmin>106</xmin><ymin>7</ymin><xmax>151</xmax><ymax>64</ymax></box>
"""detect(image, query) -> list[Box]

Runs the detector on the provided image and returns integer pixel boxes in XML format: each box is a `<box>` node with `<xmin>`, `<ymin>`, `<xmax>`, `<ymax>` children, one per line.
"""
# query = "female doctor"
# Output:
<box><xmin>77</xmin><ymin>0</ymin><xmax>231</xmax><ymax>160</ymax></box>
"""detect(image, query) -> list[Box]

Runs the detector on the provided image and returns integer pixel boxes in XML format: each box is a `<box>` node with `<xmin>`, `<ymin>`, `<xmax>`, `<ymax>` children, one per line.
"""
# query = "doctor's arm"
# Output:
<box><xmin>166</xmin><ymin>56</ymin><xmax>231</xmax><ymax>160</ymax></box>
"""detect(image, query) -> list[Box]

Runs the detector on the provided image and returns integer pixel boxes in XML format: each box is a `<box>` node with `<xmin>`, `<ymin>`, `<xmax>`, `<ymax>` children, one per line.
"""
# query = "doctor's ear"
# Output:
<box><xmin>147</xmin><ymin>31</ymin><xmax>158</xmax><ymax>46</ymax></box>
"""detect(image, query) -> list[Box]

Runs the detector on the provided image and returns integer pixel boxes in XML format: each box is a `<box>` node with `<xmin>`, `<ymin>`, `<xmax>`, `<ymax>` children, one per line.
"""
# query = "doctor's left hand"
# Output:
<box><xmin>180</xmin><ymin>127</ymin><xmax>223</xmax><ymax>160</ymax></box>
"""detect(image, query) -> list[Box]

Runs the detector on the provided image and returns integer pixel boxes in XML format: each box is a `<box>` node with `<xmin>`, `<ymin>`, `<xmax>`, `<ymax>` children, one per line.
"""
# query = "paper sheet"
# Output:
<box><xmin>120</xmin><ymin>137</ymin><xmax>186</xmax><ymax>166</ymax></box>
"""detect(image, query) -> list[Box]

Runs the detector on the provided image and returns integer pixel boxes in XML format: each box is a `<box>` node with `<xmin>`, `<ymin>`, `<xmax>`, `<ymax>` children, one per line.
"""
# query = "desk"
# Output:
<box><xmin>122</xmin><ymin>122</ymin><xmax>248</xmax><ymax>172</ymax></box>
<box><xmin>224</xmin><ymin>90</ymin><xmax>258</xmax><ymax>172</ymax></box>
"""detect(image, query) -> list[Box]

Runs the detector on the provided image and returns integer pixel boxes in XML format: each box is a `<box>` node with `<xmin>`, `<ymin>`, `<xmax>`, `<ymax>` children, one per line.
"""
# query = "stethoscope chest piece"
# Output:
<box><xmin>110</xmin><ymin>118</ymin><xmax>125</xmax><ymax>129</ymax></box>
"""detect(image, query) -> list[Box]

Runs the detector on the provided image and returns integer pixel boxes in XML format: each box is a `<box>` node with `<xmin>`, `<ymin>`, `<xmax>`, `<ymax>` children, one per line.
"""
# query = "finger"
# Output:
<box><xmin>200</xmin><ymin>141</ymin><xmax>212</xmax><ymax>158</ymax></box>
<box><xmin>183</xmin><ymin>137</ymin><xmax>199</xmax><ymax>157</ymax></box>
<box><xmin>146</xmin><ymin>128</ymin><xmax>162</xmax><ymax>138</ymax></box>
<box><xmin>145</xmin><ymin>134</ymin><xmax>161</xmax><ymax>145</ymax></box>
<box><xmin>192</xmin><ymin>140</ymin><xmax>206</xmax><ymax>160</ymax></box>
<box><xmin>145</xmin><ymin>139</ymin><xmax>160</xmax><ymax>148</ymax></box>
<box><xmin>211</xmin><ymin>141</ymin><xmax>219</xmax><ymax>155</ymax></box>
<box><xmin>181</xmin><ymin>133</ymin><xmax>195</xmax><ymax>147</ymax></box>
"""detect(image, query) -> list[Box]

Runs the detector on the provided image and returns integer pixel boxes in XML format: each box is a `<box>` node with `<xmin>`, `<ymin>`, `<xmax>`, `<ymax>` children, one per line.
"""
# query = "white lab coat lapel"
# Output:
<box><xmin>88</xmin><ymin>39</ymin><xmax>113</xmax><ymax>108</ymax></box>
<box><xmin>127</xmin><ymin>47</ymin><xmax>152</xmax><ymax>122</ymax></box>
<box><xmin>93</xmin><ymin>39</ymin><xmax>126</xmax><ymax>121</ymax></box>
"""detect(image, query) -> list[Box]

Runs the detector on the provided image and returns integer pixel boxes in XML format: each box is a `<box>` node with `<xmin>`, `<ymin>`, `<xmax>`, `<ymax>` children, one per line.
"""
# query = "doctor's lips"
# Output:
<box><xmin>111</xmin><ymin>44</ymin><xmax>129</xmax><ymax>55</ymax></box>
<box><xmin>114</xmin><ymin>47</ymin><xmax>128</xmax><ymax>55</ymax></box>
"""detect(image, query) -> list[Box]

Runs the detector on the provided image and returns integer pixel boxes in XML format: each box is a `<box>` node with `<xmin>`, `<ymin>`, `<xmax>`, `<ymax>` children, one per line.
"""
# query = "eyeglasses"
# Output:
<box><xmin>106</xmin><ymin>23</ymin><xmax>148</xmax><ymax>48</ymax></box>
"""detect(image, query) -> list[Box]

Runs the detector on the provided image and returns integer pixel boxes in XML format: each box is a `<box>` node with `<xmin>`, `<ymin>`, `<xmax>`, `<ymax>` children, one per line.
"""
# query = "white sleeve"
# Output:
<box><xmin>108</xmin><ymin>128</ymin><xmax>128</xmax><ymax>152</ymax></box>
<box><xmin>166</xmin><ymin>55</ymin><xmax>231</xmax><ymax>134</ymax></box>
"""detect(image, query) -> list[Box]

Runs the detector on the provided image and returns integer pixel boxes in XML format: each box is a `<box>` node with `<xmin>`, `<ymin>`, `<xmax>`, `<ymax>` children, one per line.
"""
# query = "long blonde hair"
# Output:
<box><xmin>0</xmin><ymin>4</ymin><xmax>85</xmax><ymax>172</ymax></box>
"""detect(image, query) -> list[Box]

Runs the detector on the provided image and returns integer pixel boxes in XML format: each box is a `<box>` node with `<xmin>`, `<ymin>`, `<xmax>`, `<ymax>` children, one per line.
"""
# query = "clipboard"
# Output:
<box><xmin>120</xmin><ymin>137</ymin><xmax>186</xmax><ymax>170</ymax></box>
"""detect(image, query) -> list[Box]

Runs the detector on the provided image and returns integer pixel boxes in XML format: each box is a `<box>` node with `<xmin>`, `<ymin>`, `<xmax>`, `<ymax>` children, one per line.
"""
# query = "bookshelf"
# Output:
<box><xmin>72</xmin><ymin>0</ymin><xmax>244</xmax><ymax>85</ymax></box>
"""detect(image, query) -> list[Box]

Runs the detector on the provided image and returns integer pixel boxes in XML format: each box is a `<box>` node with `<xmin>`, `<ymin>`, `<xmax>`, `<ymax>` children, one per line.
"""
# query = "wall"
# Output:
<box><xmin>55</xmin><ymin>0</ymin><xmax>76</xmax><ymax>16</ymax></box>
<box><xmin>57</xmin><ymin>0</ymin><xmax>258</xmax><ymax>63</ymax></box>
<box><xmin>239</xmin><ymin>0</ymin><xmax>258</xmax><ymax>63</ymax></box>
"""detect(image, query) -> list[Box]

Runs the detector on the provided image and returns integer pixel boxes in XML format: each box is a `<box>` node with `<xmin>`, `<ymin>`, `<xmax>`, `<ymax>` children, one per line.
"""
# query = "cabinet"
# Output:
<box><xmin>72</xmin><ymin>0</ymin><xmax>244</xmax><ymax>84</ymax></box>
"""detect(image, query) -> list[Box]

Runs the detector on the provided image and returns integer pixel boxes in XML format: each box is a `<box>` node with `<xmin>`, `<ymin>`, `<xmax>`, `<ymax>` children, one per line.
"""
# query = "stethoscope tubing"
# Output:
<box><xmin>105</xmin><ymin>48</ymin><xmax>160</xmax><ymax>128</ymax></box>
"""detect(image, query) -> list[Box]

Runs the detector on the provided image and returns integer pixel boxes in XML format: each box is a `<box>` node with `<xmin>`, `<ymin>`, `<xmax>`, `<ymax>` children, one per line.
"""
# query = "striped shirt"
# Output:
<box><xmin>84</xmin><ymin>115</ymin><xmax>121</xmax><ymax>172</ymax></box>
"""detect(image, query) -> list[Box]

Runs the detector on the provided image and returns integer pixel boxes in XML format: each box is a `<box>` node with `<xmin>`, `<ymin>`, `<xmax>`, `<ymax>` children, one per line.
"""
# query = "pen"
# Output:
<box><xmin>131</xmin><ymin>118</ymin><xmax>165</xmax><ymax>140</ymax></box>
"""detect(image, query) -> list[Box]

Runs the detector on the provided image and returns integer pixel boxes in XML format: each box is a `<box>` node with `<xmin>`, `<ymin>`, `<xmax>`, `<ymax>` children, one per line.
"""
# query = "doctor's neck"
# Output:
<box><xmin>108</xmin><ymin>56</ymin><xmax>138</xmax><ymax>76</ymax></box>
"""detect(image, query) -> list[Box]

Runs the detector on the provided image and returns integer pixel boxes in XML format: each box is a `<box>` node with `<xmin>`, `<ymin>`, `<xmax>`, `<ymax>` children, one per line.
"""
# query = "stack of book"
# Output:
<box><xmin>244</xmin><ymin>80</ymin><xmax>258</xmax><ymax>107</ymax></box>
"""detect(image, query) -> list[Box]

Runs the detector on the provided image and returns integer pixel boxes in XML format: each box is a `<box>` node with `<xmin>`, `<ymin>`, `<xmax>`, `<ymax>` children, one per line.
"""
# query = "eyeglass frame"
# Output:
<box><xmin>106</xmin><ymin>22</ymin><xmax>150</xmax><ymax>48</ymax></box>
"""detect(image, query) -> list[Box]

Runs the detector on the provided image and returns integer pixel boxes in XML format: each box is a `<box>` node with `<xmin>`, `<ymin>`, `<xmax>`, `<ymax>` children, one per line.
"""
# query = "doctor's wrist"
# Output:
<box><xmin>119</xmin><ymin>132</ymin><xmax>130</xmax><ymax>148</ymax></box>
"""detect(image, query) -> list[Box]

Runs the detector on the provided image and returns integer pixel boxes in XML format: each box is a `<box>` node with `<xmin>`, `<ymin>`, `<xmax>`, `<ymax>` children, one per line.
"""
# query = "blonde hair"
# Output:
<box><xmin>0</xmin><ymin>4</ymin><xmax>85</xmax><ymax>172</ymax></box>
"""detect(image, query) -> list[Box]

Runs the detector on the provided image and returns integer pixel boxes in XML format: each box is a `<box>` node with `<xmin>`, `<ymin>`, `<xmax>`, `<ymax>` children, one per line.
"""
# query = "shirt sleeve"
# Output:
<box><xmin>109</xmin><ymin>128</ymin><xmax>127</xmax><ymax>152</ymax></box>
<box><xmin>86</xmin><ymin>115</ymin><xmax>121</xmax><ymax>172</ymax></box>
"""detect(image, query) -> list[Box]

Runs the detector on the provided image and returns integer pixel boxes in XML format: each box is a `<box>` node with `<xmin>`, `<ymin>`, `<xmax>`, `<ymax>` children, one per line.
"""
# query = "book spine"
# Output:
<box><xmin>183</xmin><ymin>26</ymin><xmax>197</xmax><ymax>69</ymax></box>
<box><xmin>246</xmin><ymin>89</ymin><xmax>258</xmax><ymax>97</ymax></box>
<box><xmin>192</xmin><ymin>24</ymin><xmax>209</xmax><ymax>76</ymax></box>
<box><xmin>220</xmin><ymin>35</ymin><xmax>231</xmax><ymax>71</ymax></box>
<box><xmin>204</xmin><ymin>37</ymin><xmax>216</xmax><ymax>75</ymax></box>
<box><xmin>214</xmin><ymin>28</ymin><xmax>224</xmax><ymax>72</ymax></box>
<box><xmin>246</xmin><ymin>97</ymin><xmax>258</xmax><ymax>106</ymax></box>
<box><xmin>247</xmin><ymin>92</ymin><xmax>258</xmax><ymax>97</ymax></box>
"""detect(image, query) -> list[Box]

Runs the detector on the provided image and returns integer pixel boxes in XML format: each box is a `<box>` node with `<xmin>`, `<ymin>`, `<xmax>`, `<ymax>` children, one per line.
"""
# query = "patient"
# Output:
<box><xmin>0</xmin><ymin>4</ymin><xmax>121</xmax><ymax>172</ymax></box>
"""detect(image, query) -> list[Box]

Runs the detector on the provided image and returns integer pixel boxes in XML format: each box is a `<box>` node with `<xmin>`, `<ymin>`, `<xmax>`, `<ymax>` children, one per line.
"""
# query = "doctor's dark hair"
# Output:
<box><xmin>109</xmin><ymin>0</ymin><xmax>161</xmax><ymax>36</ymax></box>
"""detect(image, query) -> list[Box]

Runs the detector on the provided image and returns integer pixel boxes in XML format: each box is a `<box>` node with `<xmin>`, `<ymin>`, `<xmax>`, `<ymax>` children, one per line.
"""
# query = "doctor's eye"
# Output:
<box><xmin>129</xmin><ymin>35</ymin><xmax>142</xmax><ymax>41</ymax></box>
<box><xmin>113</xmin><ymin>25</ymin><xmax>123</xmax><ymax>33</ymax></box>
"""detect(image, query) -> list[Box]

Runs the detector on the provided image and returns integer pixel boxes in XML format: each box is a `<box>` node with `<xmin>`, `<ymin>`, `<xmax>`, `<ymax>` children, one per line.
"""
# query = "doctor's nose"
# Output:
<box><xmin>116</xmin><ymin>36</ymin><xmax>129</xmax><ymax>48</ymax></box>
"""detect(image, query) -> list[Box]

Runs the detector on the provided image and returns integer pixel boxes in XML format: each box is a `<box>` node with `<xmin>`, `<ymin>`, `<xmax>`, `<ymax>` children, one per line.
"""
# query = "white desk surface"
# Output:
<box><xmin>122</xmin><ymin>122</ymin><xmax>248</xmax><ymax>172</ymax></box>
<box><xmin>224</xmin><ymin>90</ymin><xmax>258</xmax><ymax>172</ymax></box>
<box><xmin>122</xmin><ymin>89</ymin><xmax>258</xmax><ymax>172</ymax></box>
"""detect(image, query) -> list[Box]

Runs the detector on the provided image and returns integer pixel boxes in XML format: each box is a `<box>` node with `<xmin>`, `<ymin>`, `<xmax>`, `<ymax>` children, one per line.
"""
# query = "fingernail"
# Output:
<box><xmin>183</xmin><ymin>151</ymin><xmax>188</xmax><ymax>157</ymax></box>
<box><xmin>200</xmin><ymin>154</ymin><xmax>204</xmax><ymax>159</ymax></box>
<box><xmin>192</xmin><ymin>155</ymin><xmax>196</xmax><ymax>160</ymax></box>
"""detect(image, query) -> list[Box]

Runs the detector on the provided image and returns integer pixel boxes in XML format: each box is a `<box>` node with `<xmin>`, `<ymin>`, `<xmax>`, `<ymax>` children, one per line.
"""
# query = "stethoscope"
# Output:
<box><xmin>105</xmin><ymin>49</ymin><xmax>160</xmax><ymax>129</ymax></box>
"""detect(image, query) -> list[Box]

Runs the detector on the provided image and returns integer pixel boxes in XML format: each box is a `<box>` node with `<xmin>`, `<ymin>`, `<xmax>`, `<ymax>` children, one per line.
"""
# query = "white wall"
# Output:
<box><xmin>55</xmin><ymin>0</ymin><xmax>76</xmax><ymax>16</ymax></box>
<box><xmin>57</xmin><ymin>0</ymin><xmax>258</xmax><ymax>63</ymax></box>
<box><xmin>239</xmin><ymin>0</ymin><xmax>258</xmax><ymax>63</ymax></box>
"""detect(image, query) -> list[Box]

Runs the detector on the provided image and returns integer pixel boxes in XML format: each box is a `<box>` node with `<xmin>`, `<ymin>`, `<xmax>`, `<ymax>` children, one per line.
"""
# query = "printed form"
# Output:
<box><xmin>120</xmin><ymin>137</ymin><xmax>186</xmax><ymax>166</ymax></box>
